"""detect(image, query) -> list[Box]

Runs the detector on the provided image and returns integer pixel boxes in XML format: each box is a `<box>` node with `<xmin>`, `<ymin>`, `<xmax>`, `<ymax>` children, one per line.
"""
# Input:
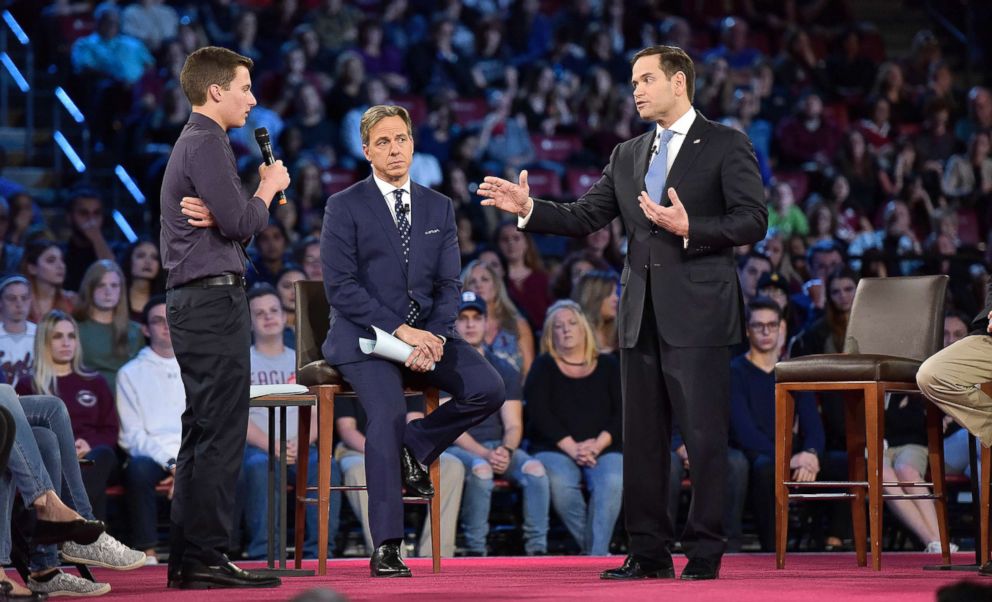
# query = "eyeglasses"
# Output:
<box><xmin>747</xmin><ymin>321</ymin><xmax>779</xmax><ymax>333</ymax></box>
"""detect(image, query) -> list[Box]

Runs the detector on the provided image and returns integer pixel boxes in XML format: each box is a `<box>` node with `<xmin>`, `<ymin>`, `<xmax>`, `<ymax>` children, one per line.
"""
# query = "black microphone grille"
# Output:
<box><xmin>254</xmin><ymin>127</ymin><xmax>270</xmax><ymax>144</ymax></box>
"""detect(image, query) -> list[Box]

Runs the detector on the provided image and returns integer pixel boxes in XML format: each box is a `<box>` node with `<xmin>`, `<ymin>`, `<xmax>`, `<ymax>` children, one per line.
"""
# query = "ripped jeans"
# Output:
<box><xmin>446</xmin><ymin>441</ymin><xmax>549</xmax><ymax>555</ymax></box>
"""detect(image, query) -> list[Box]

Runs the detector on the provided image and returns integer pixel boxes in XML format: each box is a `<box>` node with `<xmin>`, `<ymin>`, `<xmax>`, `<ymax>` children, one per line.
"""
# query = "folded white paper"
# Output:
<box><xmin>359</xmin><ymin>325</ymin><xmax>435</xmax><ymax>371</ymax></box>
<box><xmin>249</xmin><ymin>384</ymin><xmax>309</xmax><ymax>399</ymax></box>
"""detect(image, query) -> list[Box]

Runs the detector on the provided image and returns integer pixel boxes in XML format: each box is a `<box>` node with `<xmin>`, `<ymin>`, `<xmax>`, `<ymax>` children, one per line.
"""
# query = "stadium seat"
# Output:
<box><xmin>524</xmin><ymin>169</ymin><xmax>562</xmax><ymax>199</ymax></box>
<box><xmin>530</xmin><ymin>135</ymin><xmax>582</xmax><ymax>163</ymax></box>
<box><xmin>322</xmin><ymin>168</ymin><xmax>358</xmax><ymax>196</ymax></box>
<box><xmin>565</xmin><ymin>167</ymin><xmax>603</xmax><ymax>197</ymax></box>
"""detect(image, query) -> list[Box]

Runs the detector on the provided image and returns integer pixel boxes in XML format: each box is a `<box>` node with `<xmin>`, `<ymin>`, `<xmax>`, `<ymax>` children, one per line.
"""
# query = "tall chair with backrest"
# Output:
<box><xmin>774</xmin><ymin>275</ymin><xmax>949</xmax><ymax>571</ymax></box>
<box><xmin>291</xmin><ymin>280</ymin><xmax>442</xmax><ymax>576</ymax></box>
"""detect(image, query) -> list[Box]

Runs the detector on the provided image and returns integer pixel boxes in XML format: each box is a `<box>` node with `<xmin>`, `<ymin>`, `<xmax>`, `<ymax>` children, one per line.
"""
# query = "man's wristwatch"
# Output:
<box><xmin>499</xmin><ymin>445</ymin><xmax>515</xmax><ymax>455</ymax></box>
<box><xmin>165</xmin><ymin>458</ymin><xmax>177</xmax><ymax>473</ymax></box>
<box><xmin>804</xmin><ymin>448</ymin><xmax>819</xmax><ymax>457</ymax></box>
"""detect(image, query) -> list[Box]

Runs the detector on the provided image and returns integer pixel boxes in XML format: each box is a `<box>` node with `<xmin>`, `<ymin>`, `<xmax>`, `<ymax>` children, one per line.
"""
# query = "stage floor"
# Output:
<box><xmin>72</xmin><ymin>553</ymin><xmax>988</xmax><ymax>601</ymax></box>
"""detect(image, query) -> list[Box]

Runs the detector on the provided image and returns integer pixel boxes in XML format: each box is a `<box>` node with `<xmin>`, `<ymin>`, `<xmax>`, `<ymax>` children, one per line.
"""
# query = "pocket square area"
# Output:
<box><xmin>425</xmin><ymin>228</ymin><xmax>441</xmax><ymax>235</ymax></box>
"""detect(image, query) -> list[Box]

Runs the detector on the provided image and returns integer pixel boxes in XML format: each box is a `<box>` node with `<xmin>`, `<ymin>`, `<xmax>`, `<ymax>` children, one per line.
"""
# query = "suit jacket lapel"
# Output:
<box><xmin>663</xmin><ymin>112</ymin><xmax>710</xmax><ymax>204</ymax></box>
<box><xmin>363</xmin><ymin>177</ymin><xmax>407</xmax><ymax>270</ymax></box>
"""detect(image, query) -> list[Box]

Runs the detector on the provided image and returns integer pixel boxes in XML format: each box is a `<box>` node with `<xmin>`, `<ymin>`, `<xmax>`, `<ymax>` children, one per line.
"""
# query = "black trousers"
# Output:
<box><xmin>166</xmin><ymin>284</ymin><xmax>251</xmax><ymax>567</ymax></box>
<box><xmin>619</xmin><ymin>297</ymin><xmax>730</xmax><ymax>562</ymax></box>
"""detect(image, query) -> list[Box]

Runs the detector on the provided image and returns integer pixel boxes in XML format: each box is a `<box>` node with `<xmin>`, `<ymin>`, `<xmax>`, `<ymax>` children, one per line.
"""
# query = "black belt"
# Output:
<box><xmin>177</xmin><ymin>273</ymin><xmax>245</xmax><ymax>289</ymax></box>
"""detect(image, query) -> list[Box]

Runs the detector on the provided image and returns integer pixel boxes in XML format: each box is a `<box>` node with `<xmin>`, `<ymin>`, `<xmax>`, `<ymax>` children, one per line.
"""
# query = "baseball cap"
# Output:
<box><xmin>458</xmin><ymin>290</ymin><xmax>487</xmax><ymax>315</ymax></box>
<box><xmin>757</xmin><ymin>271</ymin><xmax>789</xmax><ymax>295</ymax></box>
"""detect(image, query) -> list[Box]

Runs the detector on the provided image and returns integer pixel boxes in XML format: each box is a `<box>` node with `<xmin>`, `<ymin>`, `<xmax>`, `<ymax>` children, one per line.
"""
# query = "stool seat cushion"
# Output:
<box><xmin>775</xmin><ymin>354</ymin><xmax>921</xmax><ymax>384</ymax></box>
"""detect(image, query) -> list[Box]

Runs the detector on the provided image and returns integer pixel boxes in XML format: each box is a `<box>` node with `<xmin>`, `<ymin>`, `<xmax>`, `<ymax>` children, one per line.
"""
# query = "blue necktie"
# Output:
<box><xmin>394</xmin><ymin>189</ymin><xmax>419</xmax><ymax>324</ymax></box>
<box><xmin>645</xmin><ymin>128</ymin><xmax>676</xmax><ymax>204</ymax></box>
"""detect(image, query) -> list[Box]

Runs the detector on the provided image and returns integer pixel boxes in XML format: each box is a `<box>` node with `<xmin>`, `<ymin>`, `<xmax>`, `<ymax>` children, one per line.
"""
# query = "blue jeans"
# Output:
<box><xmin>446</xmin><ymin>441</ymin><xmax>550</xmax><ymax>555</ymax></box>
<box><xmin>536</xmin><ymin>450</ymin><xmax>623</xmax><ymax>555</ymax></box>
<box><xmin>0</xmin><ymin>386</ymin><xmax>94</xmax><ymax>569</ymax></box>
<box><xmin>944</xmin><ymin>428</ymin><xmax>980</xmax><ymax>478</ymax></box>
<box><xmin>240</xmin><ymin>444</ymin><xmax>342</xmax><ymax>559</ymax></box>
<box><xmin>124</xmin><ymin>456</ymin><xmax>168</xmax><ymax>551</ymax></box>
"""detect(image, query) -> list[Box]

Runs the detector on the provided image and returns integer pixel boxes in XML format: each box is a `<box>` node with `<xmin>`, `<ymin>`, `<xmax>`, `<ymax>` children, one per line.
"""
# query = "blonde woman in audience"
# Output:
<box><xmin>525</xmin><ymin>300</ymin><xmax>622</xmax><ymax>556</ymax></box>
<box><xmin>461</xmin><ymin>259</ymin><xmax>534</xmax><ymax>378</ymax></box>
<box><xmin>73</xmin><ymin>259</ymin><xmax>142</xmax><ymax>393</ymax></box>
<box><xmin>17</xmin><ymin>310</ymin><xmax>121</xmax><ymax>523</ymax></box>
<box><xmin>19</xmin><ymin>239</ymin><xmax>76</xmax><ymax>323</ymax></box>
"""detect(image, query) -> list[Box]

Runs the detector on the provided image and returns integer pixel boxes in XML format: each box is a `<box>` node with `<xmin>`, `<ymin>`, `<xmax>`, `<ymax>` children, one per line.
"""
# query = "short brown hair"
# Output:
<box><xmin>360</xmin><ymin>105</ymin><xmax>412</xmax><ymax>146</ymax></box>
<box><xmin>180</xmin><ymin>46</ymin><xmax>253</xmax><ymax>106</ymax></box>
<box><xmin>631</xmin><ymin>45</ymin><xmax>695</xmax><ymax>102</ymax></box>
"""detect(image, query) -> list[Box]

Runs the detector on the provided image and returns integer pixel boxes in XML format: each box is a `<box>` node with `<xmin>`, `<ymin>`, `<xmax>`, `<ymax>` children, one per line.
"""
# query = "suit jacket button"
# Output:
<box><xmin>643</xmin><ymin>264</ymin><xmax>649</xmax><ymax>270</ymax></box>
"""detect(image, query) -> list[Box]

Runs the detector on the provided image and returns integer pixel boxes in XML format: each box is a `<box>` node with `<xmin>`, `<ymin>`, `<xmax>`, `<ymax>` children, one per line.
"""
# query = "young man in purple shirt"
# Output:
<box><xmin>159</xmin><ymin>46</ymin><xmax>289</xmax><ymax>590</ymax></box>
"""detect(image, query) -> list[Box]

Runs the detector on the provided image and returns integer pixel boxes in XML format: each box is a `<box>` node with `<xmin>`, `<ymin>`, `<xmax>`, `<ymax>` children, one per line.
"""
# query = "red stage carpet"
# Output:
<box><xmin>78</xmin><ymin>554</ymin><xmax>985</xmax><ymax>601</ymax></box>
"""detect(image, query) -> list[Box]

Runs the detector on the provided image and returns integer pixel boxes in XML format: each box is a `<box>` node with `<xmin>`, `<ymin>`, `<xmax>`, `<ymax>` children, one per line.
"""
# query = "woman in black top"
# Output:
<box><xmin>524</xmin><ymin>300</ymin><xmax>622</xmax><ymax>555</ymax></box>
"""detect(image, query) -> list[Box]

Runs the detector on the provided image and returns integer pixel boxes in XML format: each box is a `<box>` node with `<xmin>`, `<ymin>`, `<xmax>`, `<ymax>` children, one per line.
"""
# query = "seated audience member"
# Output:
<box><xmin>247</xmin><ymin>221</ymin><xmax>290</xmax><ymax>287</ymax></box>
<box><xmin>16</xmin><ymin>311</ymin><xmax>121</xmax><ymax>522</ymax></box>
<box><xmin>446</xmin><ymin>292</ymin><xmax>549</xmax><ymax>556</ymax></box>
<box><xmin>116</xmin><ymin>295</ymin><xmax>183</xmax><ymax>564</ymax></box>
<box><xmin>737</xmin><ymin>251</ymin><xmax>772</xmax><ymax>304</ymax></box>
<box><xmin>0</xmin><ymin>198</ymin><xmax>23</xmax><ymax>276</ymax></box>
<box><xmin>882</xmin><ymin>390</ymin><xmax>957</xmax><ymax>554</ymax></box>
<box><xmin>0</xmin><ymin>384</ymin><xmax>144</xmax><ymax>597</ymax></box>
<box><xmin>335</xmin><ymin>396</ymin><xmax>464</xmax><ymax>558</ymax></box>
<box><xmin>74</xmin><ymin>260</ymin><xmax>143</xmax><ymax>393</ymax></box>
<box><xmin>20</xmin><ymin>239</ymin><xmax>77</xmax><ymax>323</ymax></box>
<box><xmin>274</xmin><ymin>265</ymin><xmax>306</xmax><ymax>349</ymax></box>
<box><xmin>730</xmin><ymin>299</ymin><xmax>825</xmax><ymax>552</ymax></box>
<box><xmin>525</xmin><ymin>300</ymin><xmax>622</xmax><ymax>556</ymax></box>
<box><xmin>119</xmin><ymin>239</ymin><xmax>165</xmax><ymax>323</ymax></box>
<box><xmin>550</xmin><ymin>250</ymin><xmax>610</xmax><ymax>300</ymax></box>
<box><xmin>495</xmin><ymin>222</ymin><xmax>553</xmax><ymax>334</ymax></box>
<box><xmin>0</xmin><ymin>275</ymin><xmax>36</xmax><ymax>387</ymax></box>
<box><xmin>239</xmin><ymin>284</ymin><xmax>341</xmax><ymax>559</ymax></box>
<box><xmin>61</xmin><ymin>191</ymin><xmax>117</xmax><ymax>294</ymax></box>
<box><xmin>292</xmin><ymin>236</ymin><xmax>322</xmax><ymax>282</ymax></box>
<box><xmin>572</xmin><ymin>271</ymin><xmax>619</xmax><ymax>355</ymax></box>
<box><xmin>462</xmin><ymin>259</ymin><xmax>535</xmax><ymax>378</ymax></box>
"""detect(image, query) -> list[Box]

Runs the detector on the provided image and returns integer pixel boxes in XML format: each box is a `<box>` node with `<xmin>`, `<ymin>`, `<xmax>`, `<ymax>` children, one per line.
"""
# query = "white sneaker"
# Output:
<box><xmin>61</xmin><ymin>532</ymin><xmax>146</xmax><ymax>570</ymax></box>
<box><xmin>144</xmin><ymin>555</ymin><xmax>159</xmax><ymax>566</ymax></box>
<box><xmin>925</xmin><ymin>540</ymin><xmax>960</xmax><ymax>554</ymax></box>
<box><xmin>27</xmin><ymin>570</ymin><xmax>111</xmax><ymax>597</ymax></box>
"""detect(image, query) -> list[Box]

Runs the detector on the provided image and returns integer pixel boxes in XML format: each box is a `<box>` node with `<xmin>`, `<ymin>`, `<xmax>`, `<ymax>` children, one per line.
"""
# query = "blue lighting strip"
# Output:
<box><xmin>55</xmin><ymin>87</ymin><xmax>84</xmax><ymax>123</ymax></box>
<box><xmin>53</xmin><ymin>130</ymin><xmax>86</xmax><ymax>173</ymax></box>
<box><xmin>2</xmin><ymin>11</ymin><xmax>29</xmax><ymax>46</ymax></box>
<box><xmin>115</xmin><ymin>165</ymin><xmax>145</xmax><ymax>204</ymax></box>
<box><xmin>0</xmin><ymin>52</ymin><xmax>29</xmax><ymax>93</ymax></box>
<box><xmin>112</xmin><ymin>210</ymin><xmax>138</xmax><ymax>243</ymax></box>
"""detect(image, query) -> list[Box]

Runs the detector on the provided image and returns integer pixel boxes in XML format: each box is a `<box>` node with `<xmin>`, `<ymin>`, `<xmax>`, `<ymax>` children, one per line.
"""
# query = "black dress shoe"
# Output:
<box><xmin>32</xmin><ymin>518</ymin><xmax>105</xmax><ymax>546</ymax></box>
<box><xmin>166</xmin><ymin>569</ymin><xmax>181</xmax><ymax>589</ymax></box>
<box><xmin>401</xmin><ymin>446</ymin><xmax>434</xmax><ymax>497</ymax></box>
<box><xmin>179</xmin><ymin>558</ymin><xmax>281</xmax><ymax>589</ymax></box>
<box><xmin>600</xmin><ymin>554</ymin><xmax>675</xmax><ymax>580</ymax></box>
<box><xmin>370</xmin><ymin>542</ymin><xmax>412</xmax><ymax>578</ymax></box>
<box><xmin>680</xmin><ymin>557</ymin><xmax>721</xmax><ymax>581</ymax></box>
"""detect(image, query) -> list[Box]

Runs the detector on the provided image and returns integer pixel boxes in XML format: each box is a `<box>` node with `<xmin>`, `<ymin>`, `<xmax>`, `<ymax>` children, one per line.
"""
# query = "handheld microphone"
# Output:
<box><xmin>254</xmin><ymin>127</ymin><xmax>287</xmax><ymax>205</ymax></box>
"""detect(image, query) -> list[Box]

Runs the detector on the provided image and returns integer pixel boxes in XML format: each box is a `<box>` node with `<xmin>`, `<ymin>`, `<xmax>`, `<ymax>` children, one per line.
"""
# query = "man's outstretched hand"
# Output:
<box><xmin>479</xmin><ymin>170</ymin><xmax>532</xmax><ymax>218</ymax></box>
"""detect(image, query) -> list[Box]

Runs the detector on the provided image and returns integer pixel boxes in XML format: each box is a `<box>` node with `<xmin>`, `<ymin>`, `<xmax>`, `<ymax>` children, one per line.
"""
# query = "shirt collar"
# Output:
<box><xmin>188</xmin><ymin>111</ymin><xmax>227</xmax><ymax>137</ymax></box>
<box><xmin>372</xmin><ymin>172</ymin><xmax>412</xmax><ymax>201</ymax></box>
<box><xmin>655</xmin><ymin>106</ymin><xmax>697</xmax><ymax>139</ymax></box>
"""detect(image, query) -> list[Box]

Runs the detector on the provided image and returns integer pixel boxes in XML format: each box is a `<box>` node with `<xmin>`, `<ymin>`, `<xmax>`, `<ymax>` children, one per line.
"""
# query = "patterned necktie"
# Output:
<box><xmin>645</xmin><ymin>128</ymin><xmax>676</xmax><ymax>204</ymax></box>
<box><xmin>394</xmin><ymin>189</ymin><xmax>419</xmax><ymax>324</ymax></box>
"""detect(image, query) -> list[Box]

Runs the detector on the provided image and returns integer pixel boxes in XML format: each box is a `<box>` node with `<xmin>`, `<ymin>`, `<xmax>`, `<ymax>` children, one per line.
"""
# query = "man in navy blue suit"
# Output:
<box><xmin>320</xmin><ymin>105</ymin><xmax>504</xmax><ymax>577</ymax></box>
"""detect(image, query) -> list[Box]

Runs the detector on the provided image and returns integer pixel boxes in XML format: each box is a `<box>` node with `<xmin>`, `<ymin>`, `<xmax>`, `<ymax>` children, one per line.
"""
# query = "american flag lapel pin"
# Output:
<box><xmin>693</xmin><ymin>138</ymin><xmax>701</xmax><ymax>144</ymax></box>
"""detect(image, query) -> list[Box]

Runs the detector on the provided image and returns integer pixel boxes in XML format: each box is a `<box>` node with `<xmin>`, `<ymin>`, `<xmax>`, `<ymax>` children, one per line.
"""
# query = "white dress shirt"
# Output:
<box><xmin>372</xmin><ymin>172</ymin><xmax>412</xmax><ymax>226</ymax></box>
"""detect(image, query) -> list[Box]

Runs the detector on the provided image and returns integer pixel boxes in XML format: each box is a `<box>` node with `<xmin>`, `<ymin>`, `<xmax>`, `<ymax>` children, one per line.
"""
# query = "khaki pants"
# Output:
<box><xmin>917</xmin><ymin>335</ymin><xmax>992</xmax><ymax>446</ymax></box>
<box><xmin>336</xmin><ymin>444</ymin><xmax>464</xmax><ymax>556</ymax></box>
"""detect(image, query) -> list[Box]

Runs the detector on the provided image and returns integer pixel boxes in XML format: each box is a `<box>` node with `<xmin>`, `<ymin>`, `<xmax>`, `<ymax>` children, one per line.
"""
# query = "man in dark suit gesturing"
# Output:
<box><xmin>321</xmin><ymin>105</ymin><xmax>504</xmax><ymax>577</ymax></box>
<box><xmin>479</xmin><ymin>46</ymin><xmax>766</xmax><ymax>580</ymax></box>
